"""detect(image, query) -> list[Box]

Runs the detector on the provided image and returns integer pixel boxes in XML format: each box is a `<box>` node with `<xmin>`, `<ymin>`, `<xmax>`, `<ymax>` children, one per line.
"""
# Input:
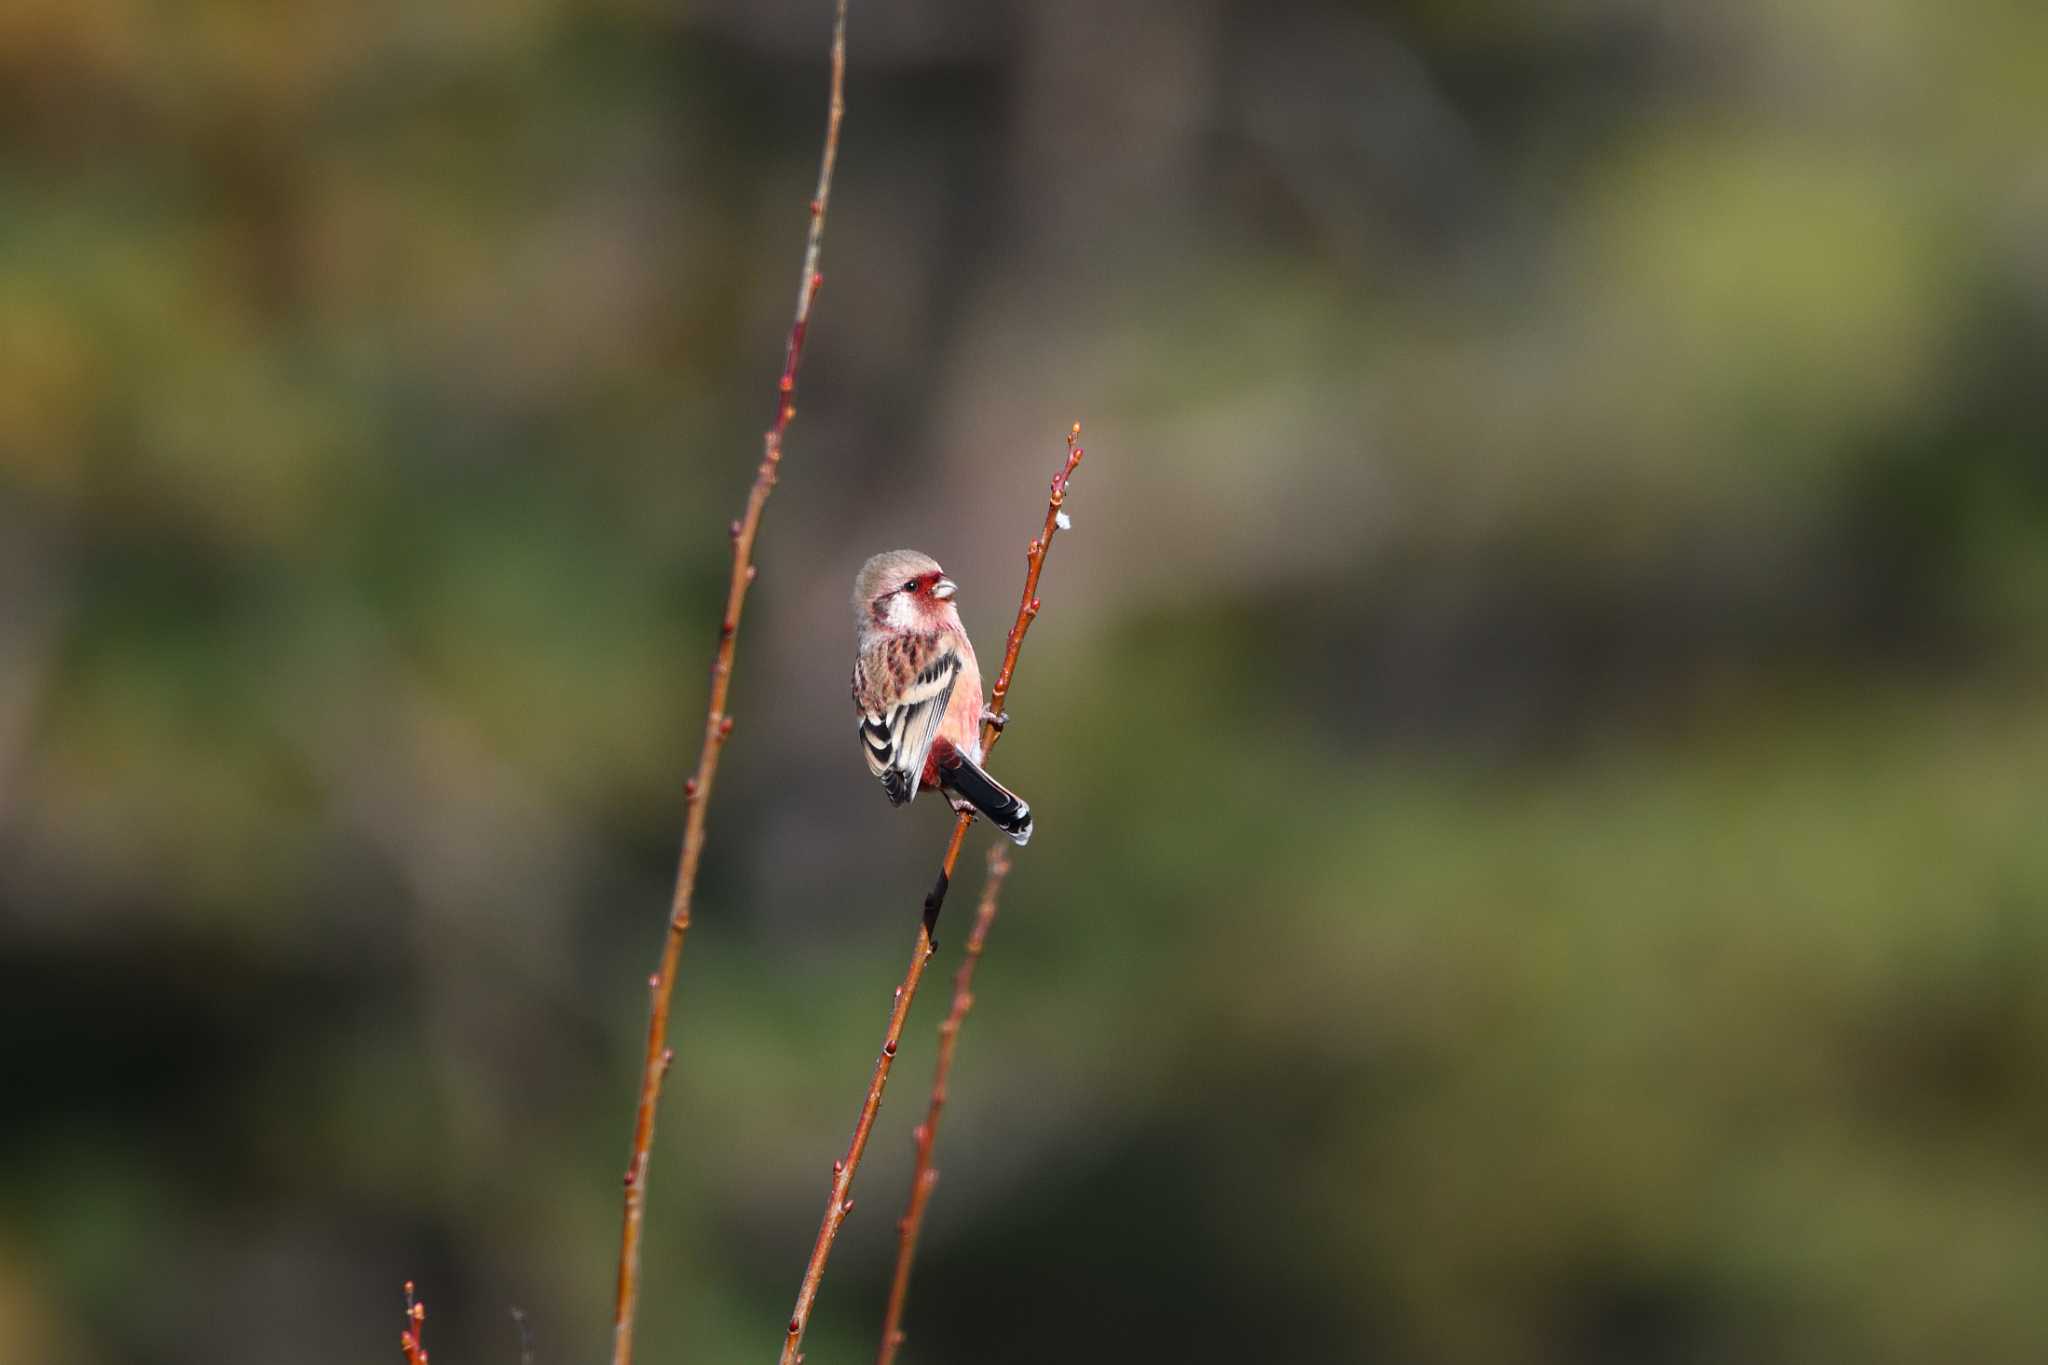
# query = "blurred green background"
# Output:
<box><xmin>4</xmin><ymin>1</ymin><xmax>2048</xmax><ymax>1362</ymax></box>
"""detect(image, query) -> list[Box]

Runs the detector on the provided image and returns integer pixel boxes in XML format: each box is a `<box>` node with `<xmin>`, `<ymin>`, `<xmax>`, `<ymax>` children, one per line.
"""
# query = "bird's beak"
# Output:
<box><xmin>932</xmin><ymin>577</ymin><xmax>957</xmax><ymax>601</ymax></box>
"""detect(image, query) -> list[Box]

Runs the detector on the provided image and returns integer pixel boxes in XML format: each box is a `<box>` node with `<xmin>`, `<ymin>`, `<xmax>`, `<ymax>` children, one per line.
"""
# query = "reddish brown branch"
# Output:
<box><xmin>778</xmin><ymin>425</ymin><xmax>1086</xmax><ymax>1365</ymax></box>
<box><xmin>610</xmin><ymin>5</ymin><xmax>848</xmax><ymax>1365</ymax></box>
<box><xmin>400</xmin><ymin>1282</ymin><xmax>428</xmax><ymax>1365</ymax></box>
<box><xmin>876</xmin><ymin>842</ymin><xmax>1012</xmax><ymax>1365</ymax></box>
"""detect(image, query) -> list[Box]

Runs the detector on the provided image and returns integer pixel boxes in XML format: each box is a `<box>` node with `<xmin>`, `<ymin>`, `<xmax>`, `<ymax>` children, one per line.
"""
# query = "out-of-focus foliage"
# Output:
<box><xmin>3</xmin><ymin>1</ymin><xmax>2046</xmax><ymax>1362</ymax></box>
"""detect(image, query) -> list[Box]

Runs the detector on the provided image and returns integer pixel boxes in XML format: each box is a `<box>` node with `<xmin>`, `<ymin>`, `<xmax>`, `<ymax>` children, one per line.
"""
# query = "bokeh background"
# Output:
<box><xmin>5</xmin><ymin>1</ymin><xmax>2048</xmax><ymax>1361</ymax></box>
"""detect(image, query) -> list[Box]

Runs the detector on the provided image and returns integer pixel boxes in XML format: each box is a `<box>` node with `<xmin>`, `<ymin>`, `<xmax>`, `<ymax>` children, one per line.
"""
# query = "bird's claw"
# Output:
<box><xmin>982</xmin><ymin>706</ymin><xmax>1008</xmax><ymax>732</ymax></box>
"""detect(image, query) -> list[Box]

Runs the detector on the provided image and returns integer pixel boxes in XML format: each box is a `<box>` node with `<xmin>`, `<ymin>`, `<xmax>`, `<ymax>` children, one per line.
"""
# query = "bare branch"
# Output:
<box><xmin>876</xmin><ymin>842</ymin><xmax>1013</xmax><ymax>1365</ymax></box>
<box><xmin>778</xmin><ymin>425</ymin><xmax>1087</xmax><ymax>1365</ymax></box>
<box><xmin>610</xmin><ymin>5</ymin><xmax>850</xmax><ymax>1364</ymax></box>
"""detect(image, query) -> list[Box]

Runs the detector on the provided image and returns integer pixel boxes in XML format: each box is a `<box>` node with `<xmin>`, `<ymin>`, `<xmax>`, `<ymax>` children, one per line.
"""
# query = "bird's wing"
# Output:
<box><xmin>853</xmin><ymin>635</ymin><xmax>961</xmax><ymax>806</ymax></box>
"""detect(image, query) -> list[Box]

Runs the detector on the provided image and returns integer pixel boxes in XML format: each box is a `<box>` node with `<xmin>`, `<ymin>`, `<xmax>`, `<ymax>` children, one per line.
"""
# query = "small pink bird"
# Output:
<box><xmin>851</xmin><ymin>549</ymin><xmax>1033</xmax><ymax>844</ymax></box>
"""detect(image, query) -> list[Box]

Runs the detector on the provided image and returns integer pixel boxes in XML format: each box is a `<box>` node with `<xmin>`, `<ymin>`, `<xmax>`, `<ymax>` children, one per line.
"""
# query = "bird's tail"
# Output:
<box><xmin>936</xmin><ymin>750</ymin><xmax>1033</xmax><ymax>845</ymax></box>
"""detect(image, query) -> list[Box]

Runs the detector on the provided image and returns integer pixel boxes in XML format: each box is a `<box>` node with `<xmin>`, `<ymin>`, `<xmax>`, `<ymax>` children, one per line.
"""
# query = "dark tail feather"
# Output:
<box><xmin>937</xmin><ymin>751</ymin><xmax>1033</xmax><ymax>845</ymax></box>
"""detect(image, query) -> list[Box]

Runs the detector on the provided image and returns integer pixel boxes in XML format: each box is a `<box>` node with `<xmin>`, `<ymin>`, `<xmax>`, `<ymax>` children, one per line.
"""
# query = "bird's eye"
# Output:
<box><xmin>902</xmin><ymin>579</ymin><xmax>919</xmax><ymax>593</ymax></box>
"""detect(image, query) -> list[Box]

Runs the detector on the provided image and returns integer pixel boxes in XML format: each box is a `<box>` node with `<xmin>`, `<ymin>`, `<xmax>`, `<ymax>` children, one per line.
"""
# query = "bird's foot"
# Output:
<box><xmin>982</xmin><ymin>706</ymin><xmax>1008</xmax><ymax>732</ymax></box>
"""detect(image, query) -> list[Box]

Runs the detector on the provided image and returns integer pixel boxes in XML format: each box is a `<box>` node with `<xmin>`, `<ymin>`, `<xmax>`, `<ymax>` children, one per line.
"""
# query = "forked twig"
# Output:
<box><xmin>611</xmin><ymin>5</ymin><xmax>849</xmax><ymax>1364</ymax></box>
<box><xmin>778</xmin><ymin>425</ymin><xmax>1086</xmax><ymax>1365</ymax></box>
<box><xmin>876</xmin><ymin>842</ymin><xmax>1012</xmax><ymax>1365</ymax></box>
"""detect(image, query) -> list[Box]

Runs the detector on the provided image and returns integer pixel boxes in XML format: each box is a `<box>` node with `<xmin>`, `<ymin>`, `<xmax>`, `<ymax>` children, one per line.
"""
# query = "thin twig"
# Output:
<box><xmin>876</xmin><ymin>842</ymin><xmax>1012</xmax><ymax>1365</ymax></box>
<box><xmin>611</xmin><ymin>6</ymin><xmax>849</xmax><ymax>1365</ymax></box>
<box><xmin>401</xmin><ymin>1282</ymin><xmax>428</xmax><ymax>1365</ymax></box>
<box><xmin>778</xmin><ymin>425</ymin><xmax>1086</xmax><ymax>1365</ymax></box>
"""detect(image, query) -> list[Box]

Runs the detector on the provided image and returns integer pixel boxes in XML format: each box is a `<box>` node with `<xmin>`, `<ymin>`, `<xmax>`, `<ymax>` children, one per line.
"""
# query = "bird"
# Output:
<box><xmin>851</xmin><ymin>549</ymin><xmax>1033</xmax><ymax>845</ymax></box>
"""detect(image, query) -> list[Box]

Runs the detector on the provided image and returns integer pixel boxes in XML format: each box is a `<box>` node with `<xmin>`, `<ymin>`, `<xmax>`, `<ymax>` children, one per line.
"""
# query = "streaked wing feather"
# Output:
<box><xmin>853</xmin><ymin>638</ymin><xmax>960</xmax><ymax>805</ymax></box>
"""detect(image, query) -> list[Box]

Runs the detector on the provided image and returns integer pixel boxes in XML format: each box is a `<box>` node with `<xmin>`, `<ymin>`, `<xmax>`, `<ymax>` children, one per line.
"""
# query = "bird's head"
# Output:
<box><xmin>854</xmin><ymin>549</ymin><xmax>958</xmax><ymax>636</ymax></box>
